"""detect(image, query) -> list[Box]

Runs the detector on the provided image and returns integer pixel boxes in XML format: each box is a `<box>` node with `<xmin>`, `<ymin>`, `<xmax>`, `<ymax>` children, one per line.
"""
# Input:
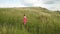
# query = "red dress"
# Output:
<box><xmin>23</xmin><ymin>16</ymin><xmax>27</xmax><ymax>25</ymax></box>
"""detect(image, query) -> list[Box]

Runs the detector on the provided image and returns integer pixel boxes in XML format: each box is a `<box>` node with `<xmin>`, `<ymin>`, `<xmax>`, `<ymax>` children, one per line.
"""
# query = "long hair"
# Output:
<box><xmin>24</xmin><ymin>14</ymin><xmax>25</xmax><ymax>16</ymax></box>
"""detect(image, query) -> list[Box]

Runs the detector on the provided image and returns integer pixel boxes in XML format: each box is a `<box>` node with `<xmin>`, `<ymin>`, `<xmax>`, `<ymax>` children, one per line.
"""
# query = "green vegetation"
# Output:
<box><xmin>0</xmin><ymin>7</ymin><xmax>60</xmax><ymax>34</ymax></box>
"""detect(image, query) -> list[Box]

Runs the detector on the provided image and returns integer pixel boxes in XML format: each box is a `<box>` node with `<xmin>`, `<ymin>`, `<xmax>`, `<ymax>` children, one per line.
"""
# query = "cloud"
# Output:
<box><xmin>0</xmin><ymin>3</ymin><xmax>26</xmax><ymax>8</ymax></box>
<box><xmin>0</xmin><ymin>0</ymin><xmax>60</xmax><ymax>10</ymax></box>
<box><xmin>0</xmin><ymin>0</ymin><xmax>26</xmax><ymax>8</ymax></box>
<box><xmin>39</xmin><ymin>0</ymin><xmax>60</xmax><ymax>10</ymax></box>
<box><xmin>20</xmin><ymin>0</ymin><xmax>38</xmax><ymax>6</ymax></box>
<box><xmin>42</xmin><ymin>0</ymin><xmax>60</xmax><ymax>4</ymax></box>
<box><xmin>46</xmin><ymin>4</ymin><xmax>60</xmax><ymax>10</ymax></box>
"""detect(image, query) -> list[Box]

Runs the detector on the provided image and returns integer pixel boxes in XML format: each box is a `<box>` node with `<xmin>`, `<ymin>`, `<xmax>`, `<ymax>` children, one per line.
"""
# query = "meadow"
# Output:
<box><xmin>0</xmin><ymin>7</ymin><xmax>60</xmax><ymax>34</ymax></box>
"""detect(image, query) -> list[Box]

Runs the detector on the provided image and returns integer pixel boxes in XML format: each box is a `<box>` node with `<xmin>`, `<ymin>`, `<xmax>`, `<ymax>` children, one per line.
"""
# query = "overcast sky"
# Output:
<box><xmin>0</xmin><ymin>0</ymin><xmax>60</xmax><ymax>10</ymax></box>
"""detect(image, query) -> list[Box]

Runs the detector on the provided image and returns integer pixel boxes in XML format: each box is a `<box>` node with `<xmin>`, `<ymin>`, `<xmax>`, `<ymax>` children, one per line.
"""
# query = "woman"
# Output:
<box><xmin>23</xmin><ymin>14</ymin><xmax>27</xmax><ymax>25</ymax></box>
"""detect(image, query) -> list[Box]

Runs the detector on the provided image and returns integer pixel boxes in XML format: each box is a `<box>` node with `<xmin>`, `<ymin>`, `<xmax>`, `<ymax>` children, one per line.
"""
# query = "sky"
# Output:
<box><xmin>0</xmin><ymin>0</ymin><xmax>60</xmax><ymax>10</ymax></box>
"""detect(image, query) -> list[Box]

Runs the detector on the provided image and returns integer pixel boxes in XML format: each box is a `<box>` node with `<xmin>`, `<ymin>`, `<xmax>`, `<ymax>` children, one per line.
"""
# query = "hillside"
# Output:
<box><xmin>0</xmin><ymin>7</ymin><xmax>60</xmax><ymax>34</ymax></box>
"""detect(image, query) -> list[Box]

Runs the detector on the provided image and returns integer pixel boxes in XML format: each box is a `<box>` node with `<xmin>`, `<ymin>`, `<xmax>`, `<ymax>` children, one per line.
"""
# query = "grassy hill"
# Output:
<box><xmin>0</xmin><ymin>7</ymin><xmax>60</xmax><ymax>34</ymax></box>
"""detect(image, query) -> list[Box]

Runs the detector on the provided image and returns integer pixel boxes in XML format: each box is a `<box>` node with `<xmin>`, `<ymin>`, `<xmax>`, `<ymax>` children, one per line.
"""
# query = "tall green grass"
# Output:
<box><xmin>0</xmin><ymin>8</ymin><xmax>60</xmax><ymax>34</ymax></box>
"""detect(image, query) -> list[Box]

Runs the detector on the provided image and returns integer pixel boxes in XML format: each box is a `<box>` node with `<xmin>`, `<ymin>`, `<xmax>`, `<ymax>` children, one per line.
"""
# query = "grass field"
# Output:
<box><xmin>0</xmin><ymin>7</ymin><xmax>60</xmax><ymax>34</ymax></box>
